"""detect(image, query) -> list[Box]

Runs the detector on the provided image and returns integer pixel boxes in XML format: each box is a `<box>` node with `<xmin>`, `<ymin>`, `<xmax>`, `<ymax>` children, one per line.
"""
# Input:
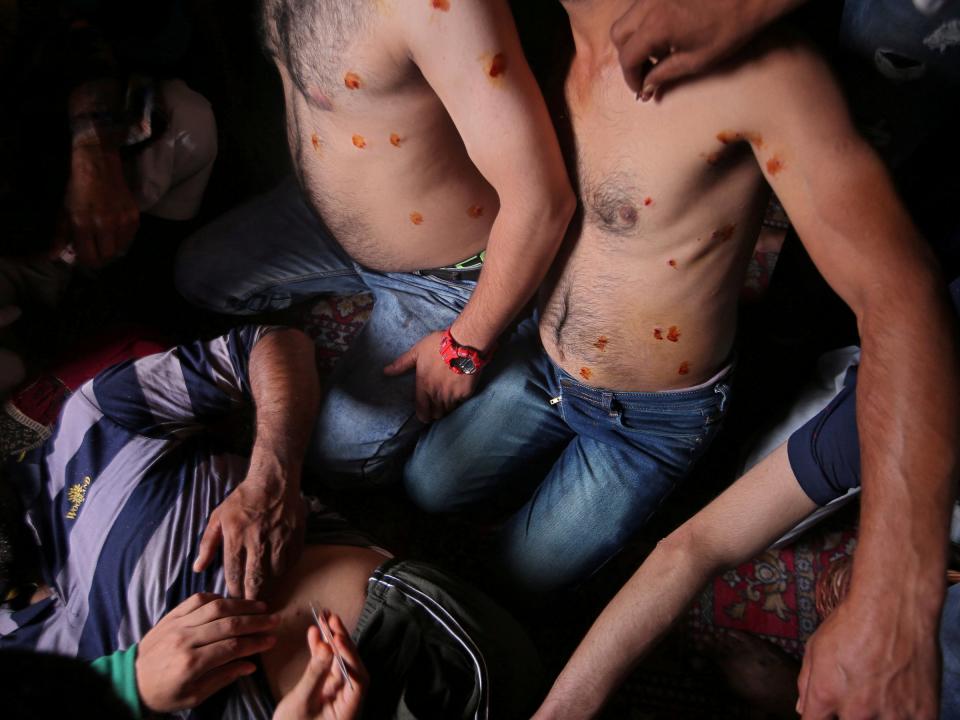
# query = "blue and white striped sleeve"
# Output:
<box><xmin>84</xmin><ymin>326</ymin><xmax>279</xmax><ymax>438</ymax></box>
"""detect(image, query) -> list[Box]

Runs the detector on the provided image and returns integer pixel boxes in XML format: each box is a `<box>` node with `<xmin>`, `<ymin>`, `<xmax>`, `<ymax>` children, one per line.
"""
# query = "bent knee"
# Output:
<box><xmin>161</xmin><ymin>79</ymin><xmax>218</xmax><ymax>169</ymax></box>
<box><xmin>403</xmin><ymin>449</ymin><xmax>465</xmax><ymax>514</ymax></box>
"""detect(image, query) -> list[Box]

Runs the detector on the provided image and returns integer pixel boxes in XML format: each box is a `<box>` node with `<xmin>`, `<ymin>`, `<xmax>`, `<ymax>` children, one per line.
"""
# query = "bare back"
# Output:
<box><xmin>540</xmin><ymin>49</ymin><xmax>776</xmax><ymax>390</ymax></box>
<box><xmin>261</xmin><ymin>0</ymin><xmax>537</xmax><ymax>271</ymax></box>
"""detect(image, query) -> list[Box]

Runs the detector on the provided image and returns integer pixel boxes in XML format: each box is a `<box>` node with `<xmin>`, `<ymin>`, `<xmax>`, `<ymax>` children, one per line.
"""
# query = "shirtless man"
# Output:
<box><xmin>404</xmin><ymin>0</ymin><xmax>958</xmax><ymax>598</ymax></box>
<box><xmin>175</xmin><ymin>0</ymin><xmax>574</xmax><ymax>483</ymax></box>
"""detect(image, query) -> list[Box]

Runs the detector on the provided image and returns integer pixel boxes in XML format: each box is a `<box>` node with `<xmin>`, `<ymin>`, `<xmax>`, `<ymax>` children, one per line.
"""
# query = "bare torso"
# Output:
<box><xmin>263</xmin><ymin>0</ymin><xmax>500</xmax><ymax>271</ymax></box>
<box><xmin>260</xmin><ymin>544</ymin><xmax>387</xmax><ymax>701</ymax></box>
<box><xmin>540</xmin><ymin>51</ymin><xmax>770</xmax><ymax>390</ymax></box>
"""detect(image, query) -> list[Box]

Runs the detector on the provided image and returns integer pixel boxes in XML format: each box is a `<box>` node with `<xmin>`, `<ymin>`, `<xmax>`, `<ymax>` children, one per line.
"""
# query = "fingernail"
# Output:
<box><xmin>192</xmin><ymin>559</ymin><xmax>201</xmax><ymax>572</ymax></box>
<box><xmin>642</xmin><ymin>85</ymin><xmax>655</xmax><ymax>101</ymax></box>
<box><xmin>635</xmin><ymin>90</ymin><xmax>641</xmax><ymax>102</ymax></box>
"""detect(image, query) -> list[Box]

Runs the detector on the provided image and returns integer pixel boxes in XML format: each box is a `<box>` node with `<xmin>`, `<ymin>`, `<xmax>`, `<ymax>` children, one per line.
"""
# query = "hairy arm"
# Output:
<box><xmin>534</xmin><ymin>445</ymin><xmax>815</xmax><ymax>720</ymax></box>
<box><xmin>736</xmin><ymin>39</ymin><xmax>959</xmax><ymax>719</ymax></box>
<box><xmin>386</xmin><ymin>0</ymin><xmax>575</xmax><ymax>420</ymax></box>
<box><xmin>195</xmin><ymin>328</ymin><xmax>319</xmax><ymax>600</ymax></box>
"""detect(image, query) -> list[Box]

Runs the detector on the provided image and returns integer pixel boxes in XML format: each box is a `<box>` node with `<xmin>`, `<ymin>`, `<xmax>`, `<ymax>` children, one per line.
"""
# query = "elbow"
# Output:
<box><xmin>657</xmin><ymin>522</ymin><xmax>727</xmax><ymax>582</ymax></box>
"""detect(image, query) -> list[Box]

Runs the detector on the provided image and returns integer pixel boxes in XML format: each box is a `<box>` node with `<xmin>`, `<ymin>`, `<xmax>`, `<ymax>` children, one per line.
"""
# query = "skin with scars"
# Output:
<box><xmin>678</xmin><ymin>361</ymin><xmax>690</xmax><ymax>375</ymax></box>
<box><xmin>766</xmin><ymin>155</ymin><xmax>784</xmax><ymax>175</ymax></box>
<box><xmin>594</xmin><ymin>336</ymin><xmax>609</xmax><ymax>351</ymax></box>
<box><xmin>311</xmin><ymin>133</ymin><xmax>321</xmax><ymax>152</ymax></box>
<box><xmin>644</xmin><ymin>197</ymin><xmax>653</xmax><ymax>206</ymax></box>
<box><xmin>467</xmin><ymin>205</ymin><xmax>484</xmax><ymax>218</ymax></box>
<box><xmin>711</xmin><ymin>224</ymin><xmax>736</xmax><ymax>243</ymax></box>
<box><xmin>410</xmin><ymin>211</ymin><xmax>424</xmax><ymax>225</ymax></box>
<box><xmin>667</xmin><ymin>326</ymin><xmax>681</xmax><ymax>342</ymax></box>
<box><xmin>390</xmin><ymin>133</ymin><xmax>402</xmax><ymax>147</ymax></box>
<box><xmin>487</xmin><ymin>52</ymin><xmax>508</xmax><ymax>79</ymax></box>
<box><xmin>653</xmin><ymin>328</ymin><xmax>664</xmax><ymax>341</ymax></box>
<box><xmin>431</xmin><ymin>0</ymin><xmax>450</xmax><ymax>10</ymax></box>
<box><xmin>344</xmin><ymin>72</ymin><xmax>362</xmax><ymax>90</ymax></box>
<box><xmin>580</xmin><ymin>367</ymin><xmax>593</xmax><ymax>380</ymax></box>
<box><xmin>668</xmin><ymin>259</ymin><xmax>678</xmax><ymax>269</ymax></box>
<box><xmin>352</xmin><ymin>134</ymin><xmax>367</xmax><ymax>149</ymax></box>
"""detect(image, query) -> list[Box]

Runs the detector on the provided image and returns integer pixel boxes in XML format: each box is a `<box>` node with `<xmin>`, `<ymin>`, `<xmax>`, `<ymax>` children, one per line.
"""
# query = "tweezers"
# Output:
<box><xmin>310</xmin><ymin>602</ymin><xmax>354</xmax><ymax>690</ymax></box>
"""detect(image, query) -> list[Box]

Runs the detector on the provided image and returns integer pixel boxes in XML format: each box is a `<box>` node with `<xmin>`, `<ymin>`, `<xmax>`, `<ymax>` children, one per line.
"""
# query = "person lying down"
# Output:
<box><xmin>0</xmin><ymin>326</ymin><xmax>541</xmax><ymax>719</ymax></box>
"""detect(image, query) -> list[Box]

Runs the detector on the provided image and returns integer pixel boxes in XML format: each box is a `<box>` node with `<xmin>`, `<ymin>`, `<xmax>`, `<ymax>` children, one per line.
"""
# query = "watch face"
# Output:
<box><xmin>451</xmin><ymin>356</ymin><xmax>478</xmax><ymax>375</ymax></box>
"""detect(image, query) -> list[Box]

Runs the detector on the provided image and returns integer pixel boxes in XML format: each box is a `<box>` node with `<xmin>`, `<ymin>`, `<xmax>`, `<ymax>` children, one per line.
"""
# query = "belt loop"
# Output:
<box><xmin>714</xmin><ymin>383</ymin><xmax>729</xmax><ymax>413</ymax></box>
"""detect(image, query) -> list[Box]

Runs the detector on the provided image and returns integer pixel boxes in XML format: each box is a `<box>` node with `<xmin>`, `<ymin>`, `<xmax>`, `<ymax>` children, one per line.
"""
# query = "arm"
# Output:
<box><xmin>61</xmin><ymin>13</ymin><xmax>139</xmax><ymax>266</ymax></box>
<box><xmin>194</xmin><ymin>328</ymin><xmax>319</xmax><ymax>599</ymax></box>
<box><xmin>384</xmin><ymin>0</ymin><xmax>575</xmax><ymax>421</ymax></box>
<box><xmin>534</xmin><ymin>445</ymin><xmax>815</xmax><ymax>720</ymax></box>
<box><xmin>736</xmin><ymin>41</ymin><xmax>959</xmax><ymax>719</ymax></box>
<box><xmin>610</xmin><ymin>0</ymin><xmax>807</xmax><ymax>100</ymax></box>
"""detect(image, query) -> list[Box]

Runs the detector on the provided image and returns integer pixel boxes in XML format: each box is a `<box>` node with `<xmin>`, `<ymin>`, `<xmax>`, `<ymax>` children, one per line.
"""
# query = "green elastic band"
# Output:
<box><xmin>452</xmin><ymin>250</ymin><xmax>486</xmax><ymax>270</ymax></box>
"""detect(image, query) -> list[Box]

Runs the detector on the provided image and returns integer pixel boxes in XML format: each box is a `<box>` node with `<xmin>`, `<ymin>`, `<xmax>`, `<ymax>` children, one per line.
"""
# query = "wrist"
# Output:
<box><xmin>247</xmin><ymin>444</ymin><xmax>301</xmax><ymax>493</ymax></box>
<box><xmin>439</xmin><ymin>327</ymin><xmax>496</xmax><ymax>375</ymax></box>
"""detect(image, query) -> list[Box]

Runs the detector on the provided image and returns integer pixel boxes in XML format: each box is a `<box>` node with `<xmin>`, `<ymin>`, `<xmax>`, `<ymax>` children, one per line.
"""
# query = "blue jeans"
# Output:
<box><xmin>404</xmin><ymin>317</ymin><xmax>732</xmax><ymax>592</ymax></box>
<box><xmin>942</xmin><ymin>583</ymin><xmax>960</xmax><ymax>716</ymax></box>
<box><xmin>175</xmin><ymin>178</ymin><xmax>476</xmax><ymax>482</ymax></box>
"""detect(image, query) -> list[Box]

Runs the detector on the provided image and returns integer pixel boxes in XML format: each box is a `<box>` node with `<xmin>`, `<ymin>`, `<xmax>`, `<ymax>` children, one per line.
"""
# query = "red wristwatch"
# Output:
<box><xmin>439</xmin><ymin>328</ymin><xmax>494</xmax><ymax>375</ymax></box>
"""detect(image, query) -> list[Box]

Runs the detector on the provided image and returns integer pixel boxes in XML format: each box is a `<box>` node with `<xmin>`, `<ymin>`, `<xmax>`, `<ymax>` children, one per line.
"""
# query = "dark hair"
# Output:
<box><xmin>0</xmin><ymin>650</ymin><xmax>135</xmax><ymax>720</ymax></box>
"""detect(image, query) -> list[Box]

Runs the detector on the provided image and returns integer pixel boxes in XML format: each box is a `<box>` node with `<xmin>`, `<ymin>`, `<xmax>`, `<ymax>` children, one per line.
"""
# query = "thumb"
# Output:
<box><xmin>289</xmin><ymin>631</ymin><xmax>335</xmax><ymax>702</ymax></box>
<box><xmin>194</xmin><ymin>517</ymin><xmax>223</xmax><ymax>572</ymax></box>
<box><xmin>384</xmin><ymin>347</ymin><xmax>417</xmax><ymax>376</ymax></box>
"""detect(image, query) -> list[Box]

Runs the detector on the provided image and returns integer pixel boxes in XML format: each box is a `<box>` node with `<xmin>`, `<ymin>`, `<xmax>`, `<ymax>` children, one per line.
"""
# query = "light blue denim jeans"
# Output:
<box><xmin>404</xmin><ymin>316</ymin><xmax>732</xmax><ymax>592</ymax></box>
<box><xmin>175</xmin><ymin>178</ymin><xmax>476</xmax><ymax>483</ymax></box>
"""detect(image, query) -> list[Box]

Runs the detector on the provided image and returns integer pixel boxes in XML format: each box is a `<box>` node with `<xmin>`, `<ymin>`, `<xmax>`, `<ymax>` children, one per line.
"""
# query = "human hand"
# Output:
<box><xmin>611</xmin><ymin>0</ymin><xmax>806</xmax><ymax>100</ymax></box>
<box><xmin>797</xmin><ymin>593</ymin><xmax>940</xmax><ymax>719</ymax></box>
<box><xmin>135</xmin><ymin>592</ymin><xmax>280</xmax><ymax>713</ymax></box>
<box><xmin>194</xmin><ymin>467</ymin><xmax>306</xmax><ymax>600</ymax></box>
<box><xmin>64</xmin><ymin>142</ymin><xmax>139</xmax><ymax>267</ymax></box>
<box><xmin>384</xmin><ymin>330</ymin><xmax>479</xmax><ymax>422</ymax></box>
<box><xmin>273</xmin><ymin>612</ymin><xmax>367</xmax><ymax>720</ymax></box>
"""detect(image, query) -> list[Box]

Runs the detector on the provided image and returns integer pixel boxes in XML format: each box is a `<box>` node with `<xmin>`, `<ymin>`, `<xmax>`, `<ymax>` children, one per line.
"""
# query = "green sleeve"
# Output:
<box><xmin>90</xmin><ymin>643</ymin><xmax>143</xmax><ymax>719</ymax></box>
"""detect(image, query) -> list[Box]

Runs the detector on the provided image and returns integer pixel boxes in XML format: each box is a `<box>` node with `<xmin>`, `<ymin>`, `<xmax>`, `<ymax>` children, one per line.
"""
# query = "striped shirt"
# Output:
<box><xmin>0</xmin><ymin>326</ymin><xmax>279</xmax><ymax>718</ymax></box>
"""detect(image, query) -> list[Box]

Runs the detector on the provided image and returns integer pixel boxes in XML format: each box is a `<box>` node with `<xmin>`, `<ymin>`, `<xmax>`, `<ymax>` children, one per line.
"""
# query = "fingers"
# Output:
<box><xmin>194</xmin><ymin>516</ymin><xmax>223</xmax><ymax>573</ymax></box>
<box><xmin>224</xmin><ymin>534</ymin><xmax>245</xmax><ymax>599</ymax></box>
<box><xmin>72</xmin><ymin>223</ymin><xmax>99</xmax><ymax>267</ymax></box>
<box><xmin>244</xmin><ymin>540</ymin><xmax>266</xmax><ymax>601</ymax></box>
<box><xmin>288</xmin><ymin>633</ymin><xmax>336</xmax><ymax>705</ymax></box>
<box><xmin>187</xmin><ymin>596</ymin><xmax>270</xmax><ymax>626</ymax></box>
<box><xmin>641</xmin><ymin>51</ymin><xmax>703</xmax><ymax>98</ymax></box>
<box><xmin>192</xmin><ymin>612</ymin><xmax>280</xmax><ymax>647</ymax></box>
<box><xmin>167</xmin><ymin>592</ymin><xmax>221</xmax><ymax>620</ymax></box>
<box><xmin>384</xmin><ymin>347</ymin><xmax>417</xmax><ymax>376</ymax></box>
<box><xmin>327</xmin><ymin>612</ymin><xmax>368</xmax><ymax>685</ymax></box>
<box><xmin>194</xmin><ymin>632</ymin><xmax>278</xmax><ymax>670</ymax></box>
<box><xmin>796</xmin><ymin>654</ymin><xmax>811</xmax><ymax>715</ymax></box>
<box><xmin>414</xmin><ymin>377</ymin><xmax>433</xmax><ymax>423</ymax></box>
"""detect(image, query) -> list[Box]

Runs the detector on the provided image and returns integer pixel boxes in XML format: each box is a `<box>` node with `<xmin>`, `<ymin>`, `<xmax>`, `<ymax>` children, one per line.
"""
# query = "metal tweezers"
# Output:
<box><xmin>310</xmin><ymin>603</ymin><xmax>354</xmax><ymax>690</ymax></box>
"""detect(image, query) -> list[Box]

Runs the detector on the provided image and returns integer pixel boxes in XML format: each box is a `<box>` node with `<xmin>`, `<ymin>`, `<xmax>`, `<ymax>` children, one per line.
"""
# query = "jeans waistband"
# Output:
<box><xmin>416</xmin><ymin>250</ymin><xmax>486</xmax><ymax>282</ymax></box>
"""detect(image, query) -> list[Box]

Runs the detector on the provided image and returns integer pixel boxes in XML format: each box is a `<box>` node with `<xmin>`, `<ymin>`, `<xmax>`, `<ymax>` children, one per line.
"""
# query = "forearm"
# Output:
<box><xmin>850</xmin><ymin>277</ymin><xmax>959</xmax><ymax>616</ymax></box>
<box><xmin>451</xmin><ymin>192</ymin><xmax>574</xmax><ymax>351</ymax></box>
<box><xmin>248</xmin><ymin>329</ymin><xmax>320</xmax><ymax>488</ymax></box>
<box><xmin>536</xmin><ymin>535</ymin><xmax>718</xmax><ymax>720</ymax></box>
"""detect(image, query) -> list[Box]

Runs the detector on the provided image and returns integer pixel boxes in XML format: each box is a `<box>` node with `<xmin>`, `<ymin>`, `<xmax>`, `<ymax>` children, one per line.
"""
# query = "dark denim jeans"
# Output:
<box><xmin>404</xmin><ymin>317</ymin><xmax>732</xmax><ymax>592</ymax></box>
<box><xmin>174</xmin><ymin>179</ymin><xmax>476</xmax><ymax>483</ymax></box>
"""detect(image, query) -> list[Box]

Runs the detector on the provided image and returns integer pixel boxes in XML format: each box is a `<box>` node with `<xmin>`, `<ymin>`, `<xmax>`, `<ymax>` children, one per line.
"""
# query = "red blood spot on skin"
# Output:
<box><xmin>678</xmin><ymin>361</ymin><xmax>690</xmax><ymax>375</ymax></box>
<box><xmin>644</xmin><ymin>197</ymin><xmax>653</xmax><ymax>206</ymax></box>
<box><xmin>668</xmin><ymin>259</ymin><xmax>678</xmax><ymax>269</ymax></box>
<box><xmin>716</xmin><ymin>131</ymin><xmax>763</xmax><ymax>147</ymax></box>
<box><xmin>431</xmin><ymin>0</ymin><xmax>450</xmax><ymax>9</ymax></box>
<box><xmin>488</xmin><ymin>53</ymin><xmax>508</xmax><ymax>78</ymax></box>
<box><xmin>766</xmin><ymin>155</ymin><xmax>785</xmax><ymax>175</ymax></box>
<box><xmin>711</xmin><ymin>224</ymin><xmax>736</xmax><ymax>243</ymax></box>
<box><xmin>467</xmin><ymin>205</ymin><xmax>484</xmax><ymax>218</ymax></box>
<box><xmin>653</xmin><ymin>328</ymin><xmax>664</xmax><ymax>341</ymax></box>
<box><xmin>352</xmin><ymin>134</ymin><xmax>367</xmax><ymax>149</ymax></box>
<box><xmin>667</xmin><ymin>326</ymin><xmax>681</xmax><ymax>342</ymax></box>
<box><xmin>311</xmin><ymin>133</ymin><xmax>321</xmax><ymax>152</ymax></box>
<box><xmin>390</xmin><ymin>133</ymin><xmax>402</xmax><ymax>147</ymax></box>
<box><xmin>344</xmin><ymin>72</ymin><xmax>362</xmax><ymax>90</ymax></box>
<box><xmin>580</xmin><ymin>367</ymin><xmax>593</xmax><ymax>380</ymax></box>
<box><xmin>594</xmin><ymin>336</ymin><xmax>609</xmax><ymax>351</ymax></box>
<box><xmin>410</xmin><ymin>212</ymin><xmax>424</xmax><ymax>225</ymax></box>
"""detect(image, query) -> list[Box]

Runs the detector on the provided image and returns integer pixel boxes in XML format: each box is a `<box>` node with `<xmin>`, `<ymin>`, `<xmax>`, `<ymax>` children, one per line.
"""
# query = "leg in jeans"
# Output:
<box><xmin>940</xmin><ymin>583</ymin><xmax>960</xmax><ymax>718</ymax></box>
<box><xmin>403</xmin><ymin>316</ymin><xmax>574</xmax><ymax>510</ymax></box>
<box><xmin>498</xmin><ymin>364</ymin><xmax>731</xmax><ymax>593</ymax></box>
<box><xmin>308</xmin><ymin>269</ymin><xmax>480</xmax><ymax>484</ymax></box>
<box><xmin>174</xmin><ymin>178</ymin><xmax>366</xmax><ymax>314</ymax></box>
